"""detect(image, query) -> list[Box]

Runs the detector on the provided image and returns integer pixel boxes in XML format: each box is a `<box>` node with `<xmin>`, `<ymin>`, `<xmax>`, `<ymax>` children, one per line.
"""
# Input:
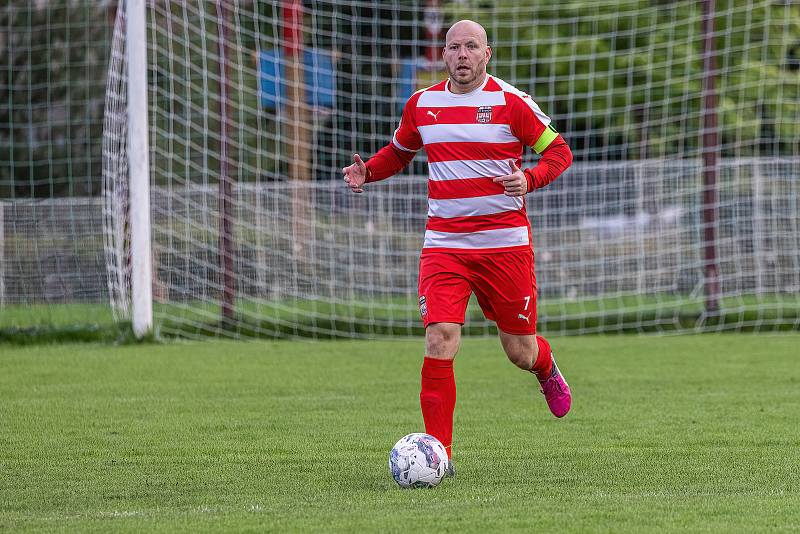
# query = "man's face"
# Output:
<box><xmin>442</xmin><ymin>24</ymin><xmax>491</xmax><ymax>90</ymax></box>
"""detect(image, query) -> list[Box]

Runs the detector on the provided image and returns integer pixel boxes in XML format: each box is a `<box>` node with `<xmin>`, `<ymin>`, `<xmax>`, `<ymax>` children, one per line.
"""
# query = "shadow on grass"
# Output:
<box><xmin>1</xmin><ymin>308</ymin><xmax>797</xmax><ymax>346</ymax></box>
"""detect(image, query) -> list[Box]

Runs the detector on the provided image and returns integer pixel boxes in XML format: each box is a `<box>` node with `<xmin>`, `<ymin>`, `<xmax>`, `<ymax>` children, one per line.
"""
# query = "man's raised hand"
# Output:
<box><xmin>342</xmin><ymin>153</ymin><xmax>367</xmax><ymax>193</ymax></box>
<box><xmin>492</xmin><ymin>160</ymin><xmax>528</xmax><ymax>197</ymax></box>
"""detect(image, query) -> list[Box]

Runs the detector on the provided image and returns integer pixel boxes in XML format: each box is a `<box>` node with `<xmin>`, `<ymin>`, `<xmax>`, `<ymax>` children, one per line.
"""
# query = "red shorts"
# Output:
<box><xmin>418</xmin><ymin>250</ymin><xmax>538</xmax><ymax>335</ymax></box>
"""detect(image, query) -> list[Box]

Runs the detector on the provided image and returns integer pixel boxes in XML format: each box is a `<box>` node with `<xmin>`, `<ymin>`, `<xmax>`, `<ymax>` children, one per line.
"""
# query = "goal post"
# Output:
<box><xmin>126</xmin><ymin>0</ymin><xmax>153</xmax><ymax>338</ymax></box>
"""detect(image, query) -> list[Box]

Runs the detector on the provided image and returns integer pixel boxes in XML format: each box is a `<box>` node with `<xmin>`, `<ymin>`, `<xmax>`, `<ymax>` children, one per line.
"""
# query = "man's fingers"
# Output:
<box><xmin>494</xmin><ymin>170</ymin><xmax>525</xmax><ymax>197</ymax></box>
<box><xmin>343</xmin><ymin>161</ymin><xmax>365</xmax><ymax>194</ymax></box>
<box><xmin>508</xmin><ymin>159</ymin><xmax>521</xmax><ymax>172</ymax></box>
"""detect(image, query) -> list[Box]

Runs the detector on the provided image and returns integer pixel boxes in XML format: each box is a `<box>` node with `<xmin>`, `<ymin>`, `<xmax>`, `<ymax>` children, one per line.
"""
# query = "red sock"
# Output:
<box><xmin>420</xmin><ymin>357</ymin><xmax>456</xmax><ymax>459</ymax></box>
<box><xmin>530</xmin><ymin>336</ymin><xmax>554</xmax><ymax>382</ymax></box>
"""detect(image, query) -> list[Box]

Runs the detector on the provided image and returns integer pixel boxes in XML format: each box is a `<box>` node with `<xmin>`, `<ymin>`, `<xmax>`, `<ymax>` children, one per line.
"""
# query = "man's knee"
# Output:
<box><xmin>426</xmin><ymin>323</ymin><xmax>461</xmax><ymax>358</ymax></box>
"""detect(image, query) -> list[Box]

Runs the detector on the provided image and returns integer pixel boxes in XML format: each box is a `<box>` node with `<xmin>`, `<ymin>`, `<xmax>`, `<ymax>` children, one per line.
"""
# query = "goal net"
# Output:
<box><xmin>105</xmin><ymin>1</ymin><xmax>800</xmax><ymax>337</ymax></box>
<box><xmin>1</xmin><ymin>2</ymin><xmax>118</xmax><ymax>340</ymax></box>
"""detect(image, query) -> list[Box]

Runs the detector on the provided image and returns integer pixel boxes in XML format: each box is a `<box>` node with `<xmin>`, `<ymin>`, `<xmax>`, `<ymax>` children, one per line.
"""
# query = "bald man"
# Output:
<box><xmin>343</xmin><ymin>20</ymin><xmax>573</xmax><ymax>476</ymax></box>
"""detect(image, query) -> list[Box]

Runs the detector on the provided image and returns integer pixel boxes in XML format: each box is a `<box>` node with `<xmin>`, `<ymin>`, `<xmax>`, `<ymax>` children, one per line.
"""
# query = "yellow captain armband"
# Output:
<box><xmin>532</xmin><ymin>124</ymin><xmax>559</xmax><ymax>154</ymax></box>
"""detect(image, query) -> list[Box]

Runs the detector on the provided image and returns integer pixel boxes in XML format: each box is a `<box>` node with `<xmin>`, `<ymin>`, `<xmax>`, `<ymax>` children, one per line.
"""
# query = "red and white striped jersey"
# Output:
<box><xmin>392</xmin><ymin>74</ymin><xmax>558</xmax><ymax>253</ymax></box>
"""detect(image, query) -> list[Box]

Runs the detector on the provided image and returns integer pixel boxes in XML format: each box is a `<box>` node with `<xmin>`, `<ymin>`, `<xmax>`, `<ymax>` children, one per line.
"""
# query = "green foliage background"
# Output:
<box><xmin>0</xmin><ymin>1</ymin><xmax>116</xmax><ymax>198</ymax></box>
<box><xmin>447</xmin><ymin>0</ymin><xmax>800</xmax><ymax>158</ymax></box>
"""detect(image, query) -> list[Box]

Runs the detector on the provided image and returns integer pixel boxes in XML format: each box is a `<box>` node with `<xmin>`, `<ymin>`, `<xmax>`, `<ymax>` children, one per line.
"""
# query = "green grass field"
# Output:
<box><xmin>2</xmin><ymin>335</ymin><xmax>799</xmax><ymax>532</ymax></box>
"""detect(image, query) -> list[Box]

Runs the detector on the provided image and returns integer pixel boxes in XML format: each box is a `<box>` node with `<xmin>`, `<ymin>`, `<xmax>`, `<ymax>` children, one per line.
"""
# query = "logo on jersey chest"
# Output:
<box><xmin>476</xmin><ymin>105</ymin><xmax>493</xmax><ymax>123</ymax></box>
<box><xmin>427</xmin><ymin>110</ymin><xmax>441</xmax><ymax>122</ymax></box>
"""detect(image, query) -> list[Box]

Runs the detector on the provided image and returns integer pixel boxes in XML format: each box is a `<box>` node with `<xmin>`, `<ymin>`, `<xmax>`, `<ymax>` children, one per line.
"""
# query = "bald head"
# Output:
<box><xmin>442</xmin><ymin>20</ymin><xmax>492</xmax><ymax>94</ymax></box>
<box><xmin>445</xmin><ymin>20</ymin><xmax>488</xmax><ymax>48</ymax></box>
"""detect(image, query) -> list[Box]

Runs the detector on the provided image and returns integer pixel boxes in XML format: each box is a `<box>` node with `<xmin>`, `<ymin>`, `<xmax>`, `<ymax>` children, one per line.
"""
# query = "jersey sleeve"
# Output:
<box><xmin>364</xmin><ymin>143</ymin><xmax>416</xmax><ymax>182</ymax></box>
<box><xmin>391</xmin><ymin>92</ymin><xmax>423</xmax><ymax>154</ymax></box>
<box><xmin>506</xmin><ymin>92</ymin><xmax>559</xmax><ymax>154</ymax></box>
<box><xmin>523</xmin><ymin>135</ymin><xmax>572</xmax><ymax>192</ymax></box>
<box><xmin>364</xmin><ymin>92</ymin><xmax>423</xmax><ymax>182</ymax></box>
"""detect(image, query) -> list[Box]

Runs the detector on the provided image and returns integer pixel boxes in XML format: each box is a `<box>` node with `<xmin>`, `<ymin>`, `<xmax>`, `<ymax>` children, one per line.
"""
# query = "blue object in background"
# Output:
<box><xmin>396</xmin><ymin>59</ymin><xmax>416</xmax><ymax>114</ymax></box>
<box><xmin>258</xmin><ymin>49</ymin><xmax>335</xmax><ymax>109</ymax></box>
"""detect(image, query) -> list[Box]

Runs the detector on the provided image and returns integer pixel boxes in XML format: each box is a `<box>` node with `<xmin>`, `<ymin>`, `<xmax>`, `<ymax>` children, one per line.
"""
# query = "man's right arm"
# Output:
<box><xmin>364</xmin><ymin>143</ymin><xmax>416</xmax><ymax>182</ymax></box>
<box><xmin>343</xmin><ymin>93</ymin><xmax>423</xmax><ymax>192</ymax></box>
<box><xmin>364</xmin><ymin>91</ymin><xmax>424</xmax><ymax>182</ymax></box>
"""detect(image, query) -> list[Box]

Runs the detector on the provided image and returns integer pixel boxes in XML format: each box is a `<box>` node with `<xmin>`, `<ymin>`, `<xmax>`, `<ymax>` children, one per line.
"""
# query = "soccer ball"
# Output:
<box><xmin>388</xmin><ymin>433</ymin><xmax>449</xmax><ymax>488</ymax></box>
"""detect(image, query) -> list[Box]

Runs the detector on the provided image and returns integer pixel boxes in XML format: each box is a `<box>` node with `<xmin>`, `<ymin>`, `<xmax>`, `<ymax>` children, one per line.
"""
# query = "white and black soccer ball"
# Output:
<box><xmin>388</xmin><ymin>433</ymin><xmax>449</xmax><ymax>488</ymax></box>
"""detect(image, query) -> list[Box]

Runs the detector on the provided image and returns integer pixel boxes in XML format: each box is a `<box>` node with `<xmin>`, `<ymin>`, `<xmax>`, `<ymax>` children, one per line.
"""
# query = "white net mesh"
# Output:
<box><xmin>1</xmin><ymin>2</ymin><xmax>117</xmax><ymax>335</ymax></box>
<box><xmin>103</xmin><ymin>4</ymin><xmax>130</xmax><ymax>321</ymax></box>
<box><xmin>96</xmin><ymin>0</ymin><xmax>799</xmax><ymax>337</ymax></box>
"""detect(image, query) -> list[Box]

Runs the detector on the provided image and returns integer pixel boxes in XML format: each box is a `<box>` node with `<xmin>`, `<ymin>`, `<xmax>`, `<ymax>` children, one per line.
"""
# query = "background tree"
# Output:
<box><xmin>0</xmin><ymin>1</ymin><xmax>116</xmax><ymax>198</ymax></box>
<box><xmin>447</xmin><ymin>0</ymin><xmax>800</xmax><ymax>159</ymax></box>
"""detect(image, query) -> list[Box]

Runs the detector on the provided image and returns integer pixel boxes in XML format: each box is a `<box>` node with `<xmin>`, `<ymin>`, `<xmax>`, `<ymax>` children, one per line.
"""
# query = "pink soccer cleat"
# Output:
<box><xmin>540</xmin><ymin>355</ymin><xmax>571</xmax><ymax>418</ymax></box>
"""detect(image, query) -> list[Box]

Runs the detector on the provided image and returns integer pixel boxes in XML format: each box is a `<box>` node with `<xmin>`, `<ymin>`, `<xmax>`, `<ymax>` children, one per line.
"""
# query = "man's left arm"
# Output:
<box><xmin>523</xmin><ymin>134</ymin><xmax>572</xmax><ymax>192</ymax></box>
<box><xmin>506</xmin><ymin>93</ymin><xmax>573</xmax><ymax>192</ymax></box>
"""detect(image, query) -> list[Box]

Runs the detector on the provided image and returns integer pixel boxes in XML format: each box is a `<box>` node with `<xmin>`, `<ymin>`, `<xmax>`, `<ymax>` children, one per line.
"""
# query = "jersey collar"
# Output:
<box><xmin>445</xmin><ymin>73</ymin><xmax>491</xmax><ymax>97</ymax></box>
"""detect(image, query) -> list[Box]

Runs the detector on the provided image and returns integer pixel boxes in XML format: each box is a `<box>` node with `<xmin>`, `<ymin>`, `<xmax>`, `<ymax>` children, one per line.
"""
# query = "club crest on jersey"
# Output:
<box><xmin>419</xmin><ymin>295</ymin><xmax>428</xmax><ymax>317</ymax></box>
<box><xmin>476</xmin><ymin>105</ymin><xmax>492</xmax><ymax>123</ymax></box>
